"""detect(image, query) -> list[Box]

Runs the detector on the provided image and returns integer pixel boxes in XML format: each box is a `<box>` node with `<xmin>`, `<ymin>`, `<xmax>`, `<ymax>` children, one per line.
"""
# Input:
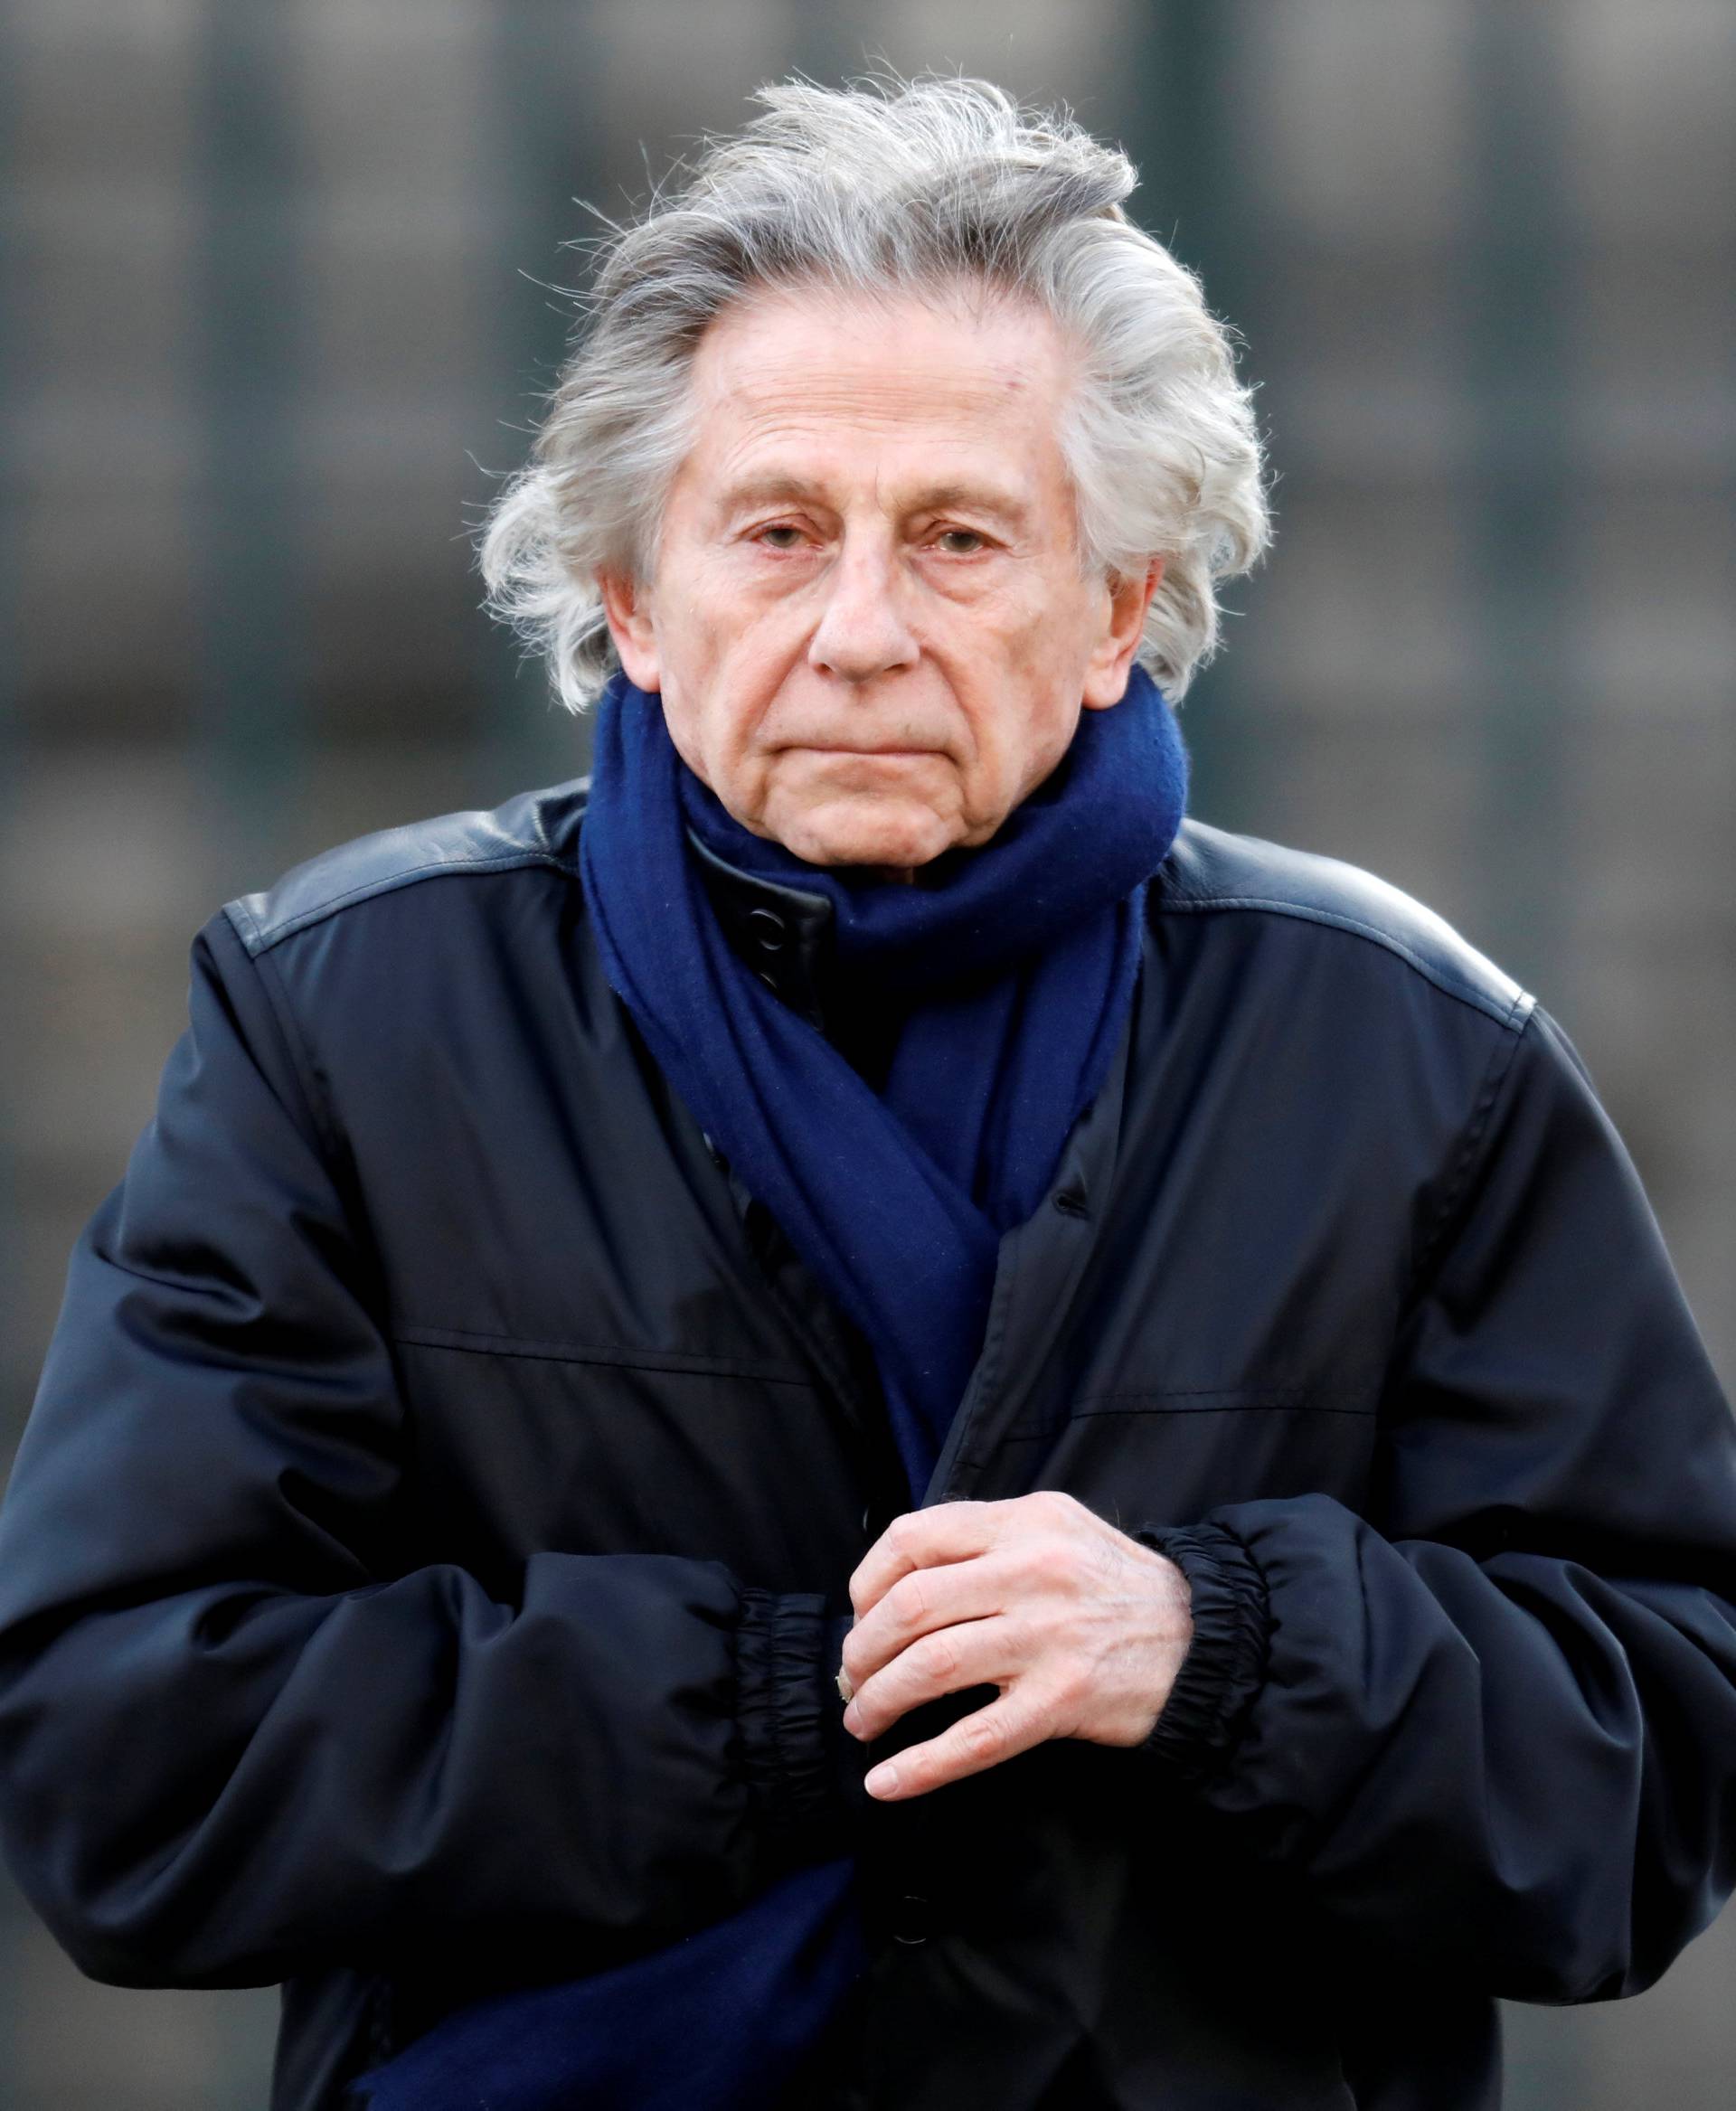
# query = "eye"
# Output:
<box><xmin>933</xmin><ymin>528</ymin><xmax>988</xmax><ymax>555</ymax></box>
<box><xmin>754</xmin><ymin>523</ymin><xmax>808</xmax><ymax>551</ymax></box>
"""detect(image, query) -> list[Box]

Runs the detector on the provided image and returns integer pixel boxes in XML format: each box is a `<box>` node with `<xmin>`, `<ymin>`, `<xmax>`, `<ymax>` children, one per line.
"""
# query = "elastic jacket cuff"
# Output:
<box><xmin>1130</xmin><ymin>1523</ymin><xmax>1270</xmax><ymax>1785</ymax></box>
<box><xmin>737</xmin><ymin>1590</ymin><xmax>869</xmax><ymax>1861</ymax></box>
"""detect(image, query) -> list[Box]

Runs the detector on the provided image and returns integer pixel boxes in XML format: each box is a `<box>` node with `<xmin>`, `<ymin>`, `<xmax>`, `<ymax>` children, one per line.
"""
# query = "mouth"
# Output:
<box><xmin>796</xmin><ymin>744</ymin><xmax>941</xmax><ymax>759</ymax></box>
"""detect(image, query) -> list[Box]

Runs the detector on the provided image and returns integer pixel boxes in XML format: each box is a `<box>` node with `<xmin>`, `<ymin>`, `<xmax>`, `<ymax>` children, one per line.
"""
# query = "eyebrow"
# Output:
<box><xmin>718</xmin><ymin>473</ymin><xmax>1031</xmax><ymax>528</ymax></box>
<box><xmin>909</xmin><ymin>480</ymin><xmax>1031</xmax><ymax>526</ymax></box>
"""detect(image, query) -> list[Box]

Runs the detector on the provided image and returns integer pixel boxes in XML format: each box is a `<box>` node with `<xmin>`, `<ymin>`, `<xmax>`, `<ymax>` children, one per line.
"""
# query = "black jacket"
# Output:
<box><xmin>2</xmin><ymin>780</ymin><xmax>1733</xmax><ymax>2111</ymax></box>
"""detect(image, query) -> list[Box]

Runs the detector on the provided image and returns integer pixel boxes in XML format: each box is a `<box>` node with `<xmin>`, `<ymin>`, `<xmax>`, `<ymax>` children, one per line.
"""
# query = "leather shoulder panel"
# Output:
<box><xmin>224</xmin><ymin>777</ymin><xmax>592</xmax><ymax>956</ymax></box>
<box><xmin>1155</xmin><ymin>818</ymin><xmax>1533</xmax><ymax>1029</ymax></box>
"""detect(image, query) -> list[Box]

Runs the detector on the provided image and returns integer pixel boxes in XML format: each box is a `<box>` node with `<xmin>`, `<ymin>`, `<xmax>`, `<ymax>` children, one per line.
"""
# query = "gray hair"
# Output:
<box><xmin>478</xmin><ymin>75</ymin><xmax>1270</xmax><ymax>709</ymax></box>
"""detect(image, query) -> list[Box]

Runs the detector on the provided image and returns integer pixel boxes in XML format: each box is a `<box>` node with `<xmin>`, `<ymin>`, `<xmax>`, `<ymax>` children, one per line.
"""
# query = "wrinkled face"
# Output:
<box><xmin>599</xmin><ymin>285</ymin><xmax>1160</xmax><ymax>876</ymax></box>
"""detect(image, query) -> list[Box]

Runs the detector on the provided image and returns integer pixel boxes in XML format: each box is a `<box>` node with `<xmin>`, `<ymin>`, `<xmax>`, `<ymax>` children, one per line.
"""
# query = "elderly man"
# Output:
<box><xmin>2</xmin><ymin>75</ymin><xmax>1733</xmax><ymax>2111</ymax></box>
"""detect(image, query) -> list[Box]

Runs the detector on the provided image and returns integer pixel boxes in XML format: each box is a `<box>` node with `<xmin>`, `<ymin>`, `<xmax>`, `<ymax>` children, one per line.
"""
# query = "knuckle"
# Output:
<box><xmin>1032</xmin><ymin>1489</ymin><xmax>1082</xmax><ymax>1527</ymax></box>
<box><xmin>1033</xmin><ymin>1541</ymin><xmax>1077</xmax><ymax>1588</ymax></box>
<box><xmin>882</xmin><ymin>1515</ymin><xmax>920</xmax><ymax>1560</ymax></box>
<box><xmin>901</xmin><ymin>1747</ymin><xmax>938</xmax><ymax>1794</ymax></box>
<box><xmin>917</xmin><ymin>1628</ymin><xmax>961</xmax><ymax>1687</ymax></box>
<box><xmin>891</xmin><ymin>1569</ymin><xmax>931</xmax><ymax>1636</ymax></box>
<box><xmin>959</xmin><ymin>1710</ymin><xmax>1006</xmax><ymax>1763</ymax></box>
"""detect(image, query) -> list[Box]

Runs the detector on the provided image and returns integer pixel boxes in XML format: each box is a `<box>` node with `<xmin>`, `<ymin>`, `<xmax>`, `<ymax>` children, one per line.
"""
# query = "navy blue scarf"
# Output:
<box><xmin>354</xmin><ymin>664</ymin><xmax>1188</xmax><ymax>2109</ymax></box>
<box><xmin>588</xmin><ymin>664</ymin><xmax>1187</xmax><ymax>1494</ymax></box>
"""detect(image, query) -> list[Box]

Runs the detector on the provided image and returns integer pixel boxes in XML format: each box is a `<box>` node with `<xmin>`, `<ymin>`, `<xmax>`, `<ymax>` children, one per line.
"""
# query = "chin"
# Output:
<box><xmin>772</xmin><ymin>800</ymin><xmax>958</xmax><ymax>873</ymax></box>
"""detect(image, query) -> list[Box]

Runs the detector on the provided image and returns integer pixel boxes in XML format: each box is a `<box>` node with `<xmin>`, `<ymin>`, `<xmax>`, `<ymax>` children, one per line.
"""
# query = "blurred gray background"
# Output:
<box><xmin>1</xmin><ymin>2</ymin><xmax>1731</xmax><ymax>2106</ymax></box>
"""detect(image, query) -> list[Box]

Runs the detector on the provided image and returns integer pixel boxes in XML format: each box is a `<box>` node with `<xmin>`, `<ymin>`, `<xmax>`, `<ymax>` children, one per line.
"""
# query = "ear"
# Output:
<box><xmin>1081</xmin><ymin>559</ymin><xmax>1164</xmax><ymax>711</ymax></box>
<box><xmin>597</xmin><ymin>569</ymin><xmax>662</xmax><ymax>693</ymax></box>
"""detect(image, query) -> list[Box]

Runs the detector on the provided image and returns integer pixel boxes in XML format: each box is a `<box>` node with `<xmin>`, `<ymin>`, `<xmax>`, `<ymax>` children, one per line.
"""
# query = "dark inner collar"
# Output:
<box><xmin>684</xmin><ymin>828</ymin><xmax>906</xmax><ymax>1086</ymax></box>
<box><xmin>685</xmin><ymin>826</ymin><xmax>836</xmax><ymax>1031</ymax></box>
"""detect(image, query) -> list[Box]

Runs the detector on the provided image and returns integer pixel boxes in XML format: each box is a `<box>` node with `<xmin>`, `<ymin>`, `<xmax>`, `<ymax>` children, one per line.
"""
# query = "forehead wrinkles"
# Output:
<box><xmin>693</xmin><ymin>363</ymin><xmax>1043</xmax><ymax>464</ymax></box>
<box><xmin>708</xmin><ymin>425</ymin><xmax>1033</xmax><ymax>511</ymax></box>
<box><xmin>680</xmin><ymin>302</ymin><xmax>1076</xmax><ymax>529</ymax></box>
<box><xmin>689</xmin><ymin>284</ymin><xmax>1070</xmax><ymax>429</ymax></box>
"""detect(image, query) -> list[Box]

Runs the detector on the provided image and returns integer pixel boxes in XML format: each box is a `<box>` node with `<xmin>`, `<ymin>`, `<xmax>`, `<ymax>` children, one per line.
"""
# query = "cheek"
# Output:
<box><xmin>956</xmin><ymin>631</ymin><xmax>1095</xmax><ymax>814</ymax></box>
<box><xmin>656</xmin><ymin>609</ymin><xmax>748</xmax><ymax>746</ymax></box>
<box><xmin>656</xmin><ymin>647</ymin><xmax>797</xmax><ymax>817</ymax></box>
<box><xmin>653</xmin><ymin>687</ymin><xmax>712</xmax><ymax>786</ymax></box>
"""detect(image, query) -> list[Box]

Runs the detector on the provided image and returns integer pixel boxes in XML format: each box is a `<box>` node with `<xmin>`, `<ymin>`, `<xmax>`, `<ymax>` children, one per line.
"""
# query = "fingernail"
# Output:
<box><xmin>864</xmin><ymin>1762</ymin><xmax>900</xmax><ymax>1798</ymax></box>
<box><xmin>843</xmin><ymin>1701</ymin><xmax>863</xmax><ymax>1736</ymax></box>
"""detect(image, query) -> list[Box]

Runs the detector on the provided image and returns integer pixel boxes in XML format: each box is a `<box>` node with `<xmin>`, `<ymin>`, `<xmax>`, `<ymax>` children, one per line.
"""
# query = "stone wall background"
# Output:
<box><xmin>2</xmin><ymin>5</ymin><xmax>1731</xmax><ymax>2104</ymax></box>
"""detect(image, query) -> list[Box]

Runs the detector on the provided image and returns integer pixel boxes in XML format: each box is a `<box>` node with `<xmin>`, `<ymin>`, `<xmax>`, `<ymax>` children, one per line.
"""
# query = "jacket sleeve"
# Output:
<box><xmin>1135</xmin><ymin>1002</ymin><xmax>1736</xmax><ymax>2003</ymax></box>
<box><xmin>0</xmin><ymin>910</ymin><xmax>863</xmax><ymax>1992</ymax></box>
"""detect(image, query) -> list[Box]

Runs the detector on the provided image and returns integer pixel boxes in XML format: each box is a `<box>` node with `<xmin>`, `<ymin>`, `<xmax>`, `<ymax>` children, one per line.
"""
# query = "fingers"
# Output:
<box><xmin>840</xmin><ymin>1550</ymin><xmax>1020</xmax><ymax>1698</ymax></box>
<box><xmin>836</xmin><ymin>1493</ymin><xmax>1114</xmax><ymax>1793</ymax></box>
<box><xmin>843</xmin><ymin>1608</ymin><xmax>1023</xmax><ymax>1745</ymax></box>
<box><xmin>862</xmin><ymin>1691</ymin><xmax>1050</xmax><ymax>1801</ymax></box>
<box><xmin>847</xmin><ymin>1500</ymin><xmax>1005</xmax><ymax>1620</ymax></box>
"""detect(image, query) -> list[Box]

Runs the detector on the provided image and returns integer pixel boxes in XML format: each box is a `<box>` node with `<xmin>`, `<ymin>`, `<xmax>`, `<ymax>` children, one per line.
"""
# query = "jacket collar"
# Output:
<box><xmin>684</xmin><ymin>827</ymin><xmax>836</xmax><ymax>1032</ymax></box>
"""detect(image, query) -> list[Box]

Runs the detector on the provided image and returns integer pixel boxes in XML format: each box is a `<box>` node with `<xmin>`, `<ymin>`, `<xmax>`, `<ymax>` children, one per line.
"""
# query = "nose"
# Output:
<box><xmin>807</xmin><ymin>538</ymin><xmax>920</xmax><ymax>683</ymax></box>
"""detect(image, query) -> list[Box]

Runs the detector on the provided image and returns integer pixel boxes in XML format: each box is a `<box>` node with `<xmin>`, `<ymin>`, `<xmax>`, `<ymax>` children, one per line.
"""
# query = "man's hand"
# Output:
<box><xmin>837</xmin><ymin>1492</ymin><xmax>1194</xmax><ymax>1802</ymax></box>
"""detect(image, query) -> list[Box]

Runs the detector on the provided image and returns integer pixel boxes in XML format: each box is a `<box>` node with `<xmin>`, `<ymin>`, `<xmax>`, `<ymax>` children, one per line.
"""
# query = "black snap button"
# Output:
<box><xmin>756</xmin><ymin>969</ymin><xmax>779</xmax><ymax>993</ymax></box>
<box><xmin>892</xmin><ymin>1893</ymin><xmax>929</xmax><ymax>1946</ymax></box>
<box><xmin>747</xmin><ymin>907</ymin><xmax>788</xmax><ymax>953</ymax></box>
